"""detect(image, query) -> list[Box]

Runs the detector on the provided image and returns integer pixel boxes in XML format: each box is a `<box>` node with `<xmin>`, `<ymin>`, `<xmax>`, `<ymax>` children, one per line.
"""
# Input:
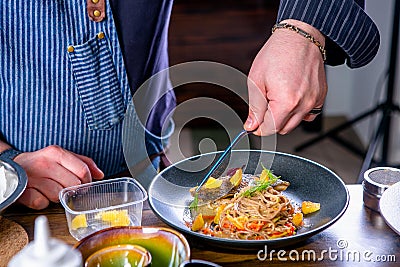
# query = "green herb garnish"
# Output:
<box><xmin>241</xmin><ymin>165</ymin><xmax>279</xmax><ymax>197</ymax></box>
<box><xmin>189</xmin><ymin>192</ymin><xmax>199</xmax><ymax>211</ymax></box>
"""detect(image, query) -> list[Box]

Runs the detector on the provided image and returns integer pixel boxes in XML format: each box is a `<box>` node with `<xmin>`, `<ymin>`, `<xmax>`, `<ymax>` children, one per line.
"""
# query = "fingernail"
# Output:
<box><xmin>97</xmin><ymin>169</ymin><xmax>105</xmax><ymax>179</ymax></box>
<box><xmin>244</xmin><ymin>117</ymin><xmax>253</xmax><ymax>130</ymax></box>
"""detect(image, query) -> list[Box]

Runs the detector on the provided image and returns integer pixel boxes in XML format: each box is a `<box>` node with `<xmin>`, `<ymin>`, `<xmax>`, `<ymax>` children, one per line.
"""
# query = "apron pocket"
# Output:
<box><xmin>67</xmin><ymin>32</ymin><xmax>125</xmax><ymax>130</ymax></box>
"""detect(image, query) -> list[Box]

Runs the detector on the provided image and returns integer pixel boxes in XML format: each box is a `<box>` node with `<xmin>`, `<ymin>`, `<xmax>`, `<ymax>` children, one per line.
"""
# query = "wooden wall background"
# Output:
<box><xmin>168</xmin><ymin>0</ymin><xmax>280</xmax><ymax>128</ymax></box>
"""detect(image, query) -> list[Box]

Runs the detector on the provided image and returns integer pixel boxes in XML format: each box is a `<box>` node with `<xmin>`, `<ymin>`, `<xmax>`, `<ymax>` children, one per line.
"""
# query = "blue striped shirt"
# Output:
<box><xmin>0</xmin><ymin>1</ymin><xmax>171</xmax><ymax>176</ymax></box>
<box><xmin>278</xmin><ymin>0</ymin><xmax>380</xmax><ymax>68</ymax></box>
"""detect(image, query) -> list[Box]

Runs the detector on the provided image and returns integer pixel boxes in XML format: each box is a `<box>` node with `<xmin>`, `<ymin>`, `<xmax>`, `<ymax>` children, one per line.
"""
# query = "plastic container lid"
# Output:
<box><xmin>8</xmin><ymin>216</ymin><xmax>82</xmax><ymax>267</ymax></box>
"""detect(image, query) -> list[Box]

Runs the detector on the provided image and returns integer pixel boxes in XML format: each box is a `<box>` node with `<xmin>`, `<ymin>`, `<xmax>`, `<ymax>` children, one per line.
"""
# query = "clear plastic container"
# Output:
<box><xmin>59</xmin><ymin>177</ymin><xmax>148</xmax><ymax>240</ymax></box>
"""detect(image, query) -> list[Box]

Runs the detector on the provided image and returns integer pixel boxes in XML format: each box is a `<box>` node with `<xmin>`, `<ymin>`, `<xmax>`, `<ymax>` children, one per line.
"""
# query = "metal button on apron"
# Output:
<box><xmin>97</xmin><ymin>32</ymin><xmax>105</xmax><ymax>39</ymax></box>
<box><xmin>93</xmin><ymin>10</ymin><xmax>101</xmax><ymax>17</ymax></box>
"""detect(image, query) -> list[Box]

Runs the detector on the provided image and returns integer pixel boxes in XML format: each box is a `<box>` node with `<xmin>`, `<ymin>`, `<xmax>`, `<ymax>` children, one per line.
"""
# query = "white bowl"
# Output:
<box><xmin>0</xmin><ymin>159</ymin><xmax>27</xmax><ymax>214</ymax></box>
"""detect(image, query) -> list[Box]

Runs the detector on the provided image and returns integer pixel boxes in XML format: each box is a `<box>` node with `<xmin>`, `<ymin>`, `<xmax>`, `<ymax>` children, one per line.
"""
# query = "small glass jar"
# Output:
<box><xmin>363</xmin><ymin>167</ymin><xmax>400</xmax><ymax>212</ymax></box>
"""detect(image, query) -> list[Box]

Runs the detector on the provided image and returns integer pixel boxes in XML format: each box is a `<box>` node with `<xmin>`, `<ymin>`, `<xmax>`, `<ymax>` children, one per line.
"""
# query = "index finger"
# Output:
<box><xmin>257</xmin><ymin>100</ymin><xmax>293</xmax><ymax>135</ymax></box>
<box><xmin>57</xmin><ymin>150</ymin><xmax>93</xmax><ymax>184</ymax></box>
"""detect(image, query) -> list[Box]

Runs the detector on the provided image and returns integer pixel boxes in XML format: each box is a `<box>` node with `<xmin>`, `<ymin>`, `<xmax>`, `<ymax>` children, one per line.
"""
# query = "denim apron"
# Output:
<box><xmin>0</xmin><ymin>0</ymin><xmax>172</xmax><ymax>187</ymax></box>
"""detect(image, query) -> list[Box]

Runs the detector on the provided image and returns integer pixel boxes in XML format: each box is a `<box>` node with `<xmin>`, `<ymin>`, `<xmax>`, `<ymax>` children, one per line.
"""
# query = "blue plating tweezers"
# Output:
<box><xmin>195</xmin><ymin>129</ymin><xmax>251</xmax><ymax>192</ymax></box>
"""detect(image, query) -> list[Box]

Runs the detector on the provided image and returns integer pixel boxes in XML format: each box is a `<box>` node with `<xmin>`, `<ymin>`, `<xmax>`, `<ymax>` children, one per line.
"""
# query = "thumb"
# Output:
<box><xmin>17</xmin><ymin>188</ymin><xmax>50</xmax><ymax>210</ymax></box>
<box><xmin>244</xmin><ymin>112</ymin><xmax>258</xmax><ymax>132</ymax></box>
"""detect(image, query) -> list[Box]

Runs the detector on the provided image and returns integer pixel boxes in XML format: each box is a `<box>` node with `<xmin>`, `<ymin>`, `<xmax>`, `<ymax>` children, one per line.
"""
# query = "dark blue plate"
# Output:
<box><xmin>149</xmin><ymin>150</ymin><xmax>349</xmax><ymax>250</ymax></box>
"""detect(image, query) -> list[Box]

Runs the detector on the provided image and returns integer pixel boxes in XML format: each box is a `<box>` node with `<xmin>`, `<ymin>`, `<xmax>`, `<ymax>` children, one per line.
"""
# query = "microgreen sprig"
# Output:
<box><xmin>189</xmin><ymin>193</ymin><xmax>199</xmax><ymax>211</ymax></box>
<box><xmin>241</xmin><ymin>165</ymin><xmax>279</xmax><ymax>197</ymax></box>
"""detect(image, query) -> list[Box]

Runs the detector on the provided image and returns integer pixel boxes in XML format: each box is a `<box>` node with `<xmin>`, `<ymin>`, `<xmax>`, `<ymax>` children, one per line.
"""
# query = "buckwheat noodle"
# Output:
<box><xmin>208</xmin><ymin>185</ymin><xmax>295</xmax><ymax>240</ymax></box>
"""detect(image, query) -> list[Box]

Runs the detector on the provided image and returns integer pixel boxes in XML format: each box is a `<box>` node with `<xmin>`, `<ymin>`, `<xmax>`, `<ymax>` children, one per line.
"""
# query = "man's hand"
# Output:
<box><xmin>13</xmin><ymin>145</ymin><xmax>104</xmax><ymax>209</ymax></box>
<box><xmin>244</xmin><ymin>19</ymin><xmax>327</xmax><ymax>136</ymax></box>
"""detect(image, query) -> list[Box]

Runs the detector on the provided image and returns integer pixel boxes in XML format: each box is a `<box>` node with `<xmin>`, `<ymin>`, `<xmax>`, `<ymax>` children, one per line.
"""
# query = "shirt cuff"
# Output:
<box><xmin>0</xmin><ymin>148</ymin><xmax>23</xmax><ymax>161</ymax></box>
<box><xmin>277</xmin><ymin>0</ymin><xmax>380</xmax><ymax>68</ymax></box>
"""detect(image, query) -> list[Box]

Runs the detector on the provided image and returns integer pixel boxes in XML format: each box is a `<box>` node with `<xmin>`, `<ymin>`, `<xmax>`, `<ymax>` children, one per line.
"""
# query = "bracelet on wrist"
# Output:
<box><xmin>272</xmin><ymin>22</ymin><xmax>326</xmax><ymax>62</ymax></box>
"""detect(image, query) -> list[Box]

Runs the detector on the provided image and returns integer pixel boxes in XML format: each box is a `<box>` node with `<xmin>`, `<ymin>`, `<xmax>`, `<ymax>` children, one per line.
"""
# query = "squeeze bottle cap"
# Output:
<box><xmin>8</xmin><ymin>216</ymin><xmax>82</xmax><ymax>267</ymax></box>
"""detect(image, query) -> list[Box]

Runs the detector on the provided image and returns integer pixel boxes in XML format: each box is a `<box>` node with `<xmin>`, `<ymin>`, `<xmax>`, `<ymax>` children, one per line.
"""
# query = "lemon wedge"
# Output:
<box><xmin>292</xmin><ymin>212</ymin><xmax>304</xmax><ymax>227</ymax></box>
<box><xmin>71</xmin><ymin>214</ymin><xmax>87</xmax><ymax>230</ymax></box>
<box><xmin>229</xmin><ymin>168</ymin><xmax>243</xmax><ymax>187</ymax></box>
<box><xmin>191</xmin><ymin>213</ymin><xmax>205</xmax><ymax>231</ymax></box>
<box><xmin>213</xmin><ymin>204</ymin><xmax>226</xmax><ymax>224</ymax></box>
<box><xmin>204</xmin><ymin>177</ymin><xmax>223</xmax><ymax>189</ymax></box>
<box><xmin>98</xmin><ymin>209</ymin><xmax>131</xmax><ymax>227</ymax></box>
<box><xmin>301</xmin><ymin>201</ymin><xmax>321</xmax><ymax>214</ymax></box>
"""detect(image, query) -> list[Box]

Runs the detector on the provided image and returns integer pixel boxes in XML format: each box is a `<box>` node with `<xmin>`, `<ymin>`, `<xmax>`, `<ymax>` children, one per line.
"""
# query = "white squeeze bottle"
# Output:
<box><xmin>8</xmin><ymin>215</ymin><xmax>82</xmax><ymax>267</ymax></box>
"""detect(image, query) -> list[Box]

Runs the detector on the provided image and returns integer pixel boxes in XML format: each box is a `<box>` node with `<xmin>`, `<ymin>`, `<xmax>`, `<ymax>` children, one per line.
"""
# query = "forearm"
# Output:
<box><xmin>277</xmin><ymin>0</ymin><xmax>380</xmax><ymax>68</ymax></box>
